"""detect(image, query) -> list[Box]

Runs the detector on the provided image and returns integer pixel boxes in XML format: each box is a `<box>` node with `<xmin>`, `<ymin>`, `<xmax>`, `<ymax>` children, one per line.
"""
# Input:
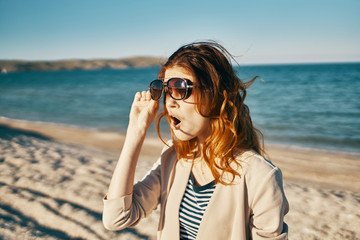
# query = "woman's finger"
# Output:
<box><xmin>145</xmin><ymin>91</ymin><xmax>151</xmax><ymax>101</ymax></box>
<box><xmin>134</xmin><ymin>92</ymin><xmax>141</xmax><ymax>101</ymax></box>
<box><xmin>141</xmin><ymin>91</ymin><xmax>147</xmax><ymax>101</ymax></box>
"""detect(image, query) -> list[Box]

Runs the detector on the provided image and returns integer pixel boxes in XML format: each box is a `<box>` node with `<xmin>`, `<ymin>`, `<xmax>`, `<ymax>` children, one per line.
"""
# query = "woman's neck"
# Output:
<box><xmin>191</xmin><ymin>152</ymin><xmax>215</xmax><ymax>186</ymax></box>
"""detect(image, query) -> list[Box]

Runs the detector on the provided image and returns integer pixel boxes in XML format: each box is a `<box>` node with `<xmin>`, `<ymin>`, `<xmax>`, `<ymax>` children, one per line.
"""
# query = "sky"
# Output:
<box><xmin>0</xmin><ymin>0</ymin><xmax>359</xmax><ymax>64</ymax></box>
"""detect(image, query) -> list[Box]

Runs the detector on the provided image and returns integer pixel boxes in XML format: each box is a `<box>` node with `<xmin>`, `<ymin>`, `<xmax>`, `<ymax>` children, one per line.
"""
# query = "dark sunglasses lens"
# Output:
<box><xmin>150</xmin><ymin>80</ymin><xmax>163</xmax><ymax>100</ymax></box>
<box><xmin>168</xmin><ymin>78</ymin><xmax>187</xmax><ymax>100</ymax></box>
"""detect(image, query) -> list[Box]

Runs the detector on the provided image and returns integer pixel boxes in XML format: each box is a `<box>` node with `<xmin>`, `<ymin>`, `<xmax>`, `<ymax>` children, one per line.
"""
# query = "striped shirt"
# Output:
<box><xmin>179</xmin><ymin>173</ymin><xmax>216</xmax><ymax>240</ymax></box>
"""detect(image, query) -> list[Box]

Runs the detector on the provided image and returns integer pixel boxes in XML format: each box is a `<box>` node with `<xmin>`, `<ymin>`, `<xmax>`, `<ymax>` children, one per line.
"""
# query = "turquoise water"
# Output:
<box><xmin>0</xmin><ymin>63</ymin><xmax>359</xmax><ymax>152</ymax></box>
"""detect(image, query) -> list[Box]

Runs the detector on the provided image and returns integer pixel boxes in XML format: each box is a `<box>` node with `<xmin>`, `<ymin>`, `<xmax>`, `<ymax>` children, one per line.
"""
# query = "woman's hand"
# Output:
<box><xmin>128</xmin><ymin>91</ymin><xmax>159</xmax><ymax>133</ymax></box>
<box><xmin>106</xmin><ymin>91</ymin><xmax>158</xmax><ymax>200</ymax></box>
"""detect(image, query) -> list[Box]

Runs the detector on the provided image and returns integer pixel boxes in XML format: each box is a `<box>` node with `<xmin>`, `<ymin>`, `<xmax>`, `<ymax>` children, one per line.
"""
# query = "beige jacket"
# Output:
<box><xmin>103</xmin><ymin>144</ymin><xmax>289</xmax><ymax>239</ymax></box>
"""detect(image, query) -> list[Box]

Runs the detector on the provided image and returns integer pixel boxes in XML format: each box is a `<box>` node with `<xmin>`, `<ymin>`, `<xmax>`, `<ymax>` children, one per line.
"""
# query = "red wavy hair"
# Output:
<box><xmin>156</xmin><ymin>41</ymin><xmax>264</xmax><ymax>184</ymax></box>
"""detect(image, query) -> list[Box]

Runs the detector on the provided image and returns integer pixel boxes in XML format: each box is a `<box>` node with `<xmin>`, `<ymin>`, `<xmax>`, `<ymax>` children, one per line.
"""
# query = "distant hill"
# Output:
<box><xmin>0</xmin><ymin>57</ymin><xmax>165</xmax><ymax>72</ymax></box>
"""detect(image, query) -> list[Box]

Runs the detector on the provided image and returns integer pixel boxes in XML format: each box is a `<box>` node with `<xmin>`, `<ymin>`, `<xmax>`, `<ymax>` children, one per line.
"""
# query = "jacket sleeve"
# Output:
<box><xmin>249</xmin><ymin>167</ymin><xmax>289</xmax><ymax>240</ymax></box>
<box><xmin>102</xmin><ymin>158</ymin><xmax>162</xmax><ymax>231</ymax></box>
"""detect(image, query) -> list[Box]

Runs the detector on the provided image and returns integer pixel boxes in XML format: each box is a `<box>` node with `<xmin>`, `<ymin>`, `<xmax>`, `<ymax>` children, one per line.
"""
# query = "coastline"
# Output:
<box><xmin>0</xmin><ymin>116</ymin><xmax>163</xmax><ymax>156</ymax></box>
<box><xmin>1</xmin><ymin>116</ymin><xmax>359</xmax><ymax>192</ymax></box>
<box><xmin>0</xmin><ymin>116</ymin><xmax>359</xmax><ymax>239</ymax></box>
<box><xmin>0</xmin><ymin>57</ymin><xmax>164</xmax><ymax>72</ymax></box>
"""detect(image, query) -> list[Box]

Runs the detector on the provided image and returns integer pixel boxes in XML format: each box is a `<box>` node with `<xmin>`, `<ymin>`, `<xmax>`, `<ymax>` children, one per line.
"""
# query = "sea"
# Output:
<box><xmin>0</xmin><ymin>63</ymin><xmax>359</xmax><ymax>153</ymax></box>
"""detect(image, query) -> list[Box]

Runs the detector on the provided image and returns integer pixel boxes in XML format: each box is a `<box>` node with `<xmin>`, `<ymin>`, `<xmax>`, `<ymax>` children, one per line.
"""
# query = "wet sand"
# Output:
<box><xmin>0</xmin><ymin>117</ymin><xmax>359</xmax><ymax>239</ymax></box>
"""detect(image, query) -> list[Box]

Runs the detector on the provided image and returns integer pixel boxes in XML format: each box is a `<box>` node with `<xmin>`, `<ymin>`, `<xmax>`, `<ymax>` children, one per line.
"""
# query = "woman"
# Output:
<box><xmin>103</xmin><ymin>41</ymin><xmax>289</xmax><ymax>239</ymax></box>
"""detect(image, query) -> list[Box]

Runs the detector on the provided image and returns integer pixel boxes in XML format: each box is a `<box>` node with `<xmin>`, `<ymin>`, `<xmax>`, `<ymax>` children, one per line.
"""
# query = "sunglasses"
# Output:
<box><xmin>149</xmin><ymin>78</ymin><xmax>196</xmax><ymax>101</ymax></box>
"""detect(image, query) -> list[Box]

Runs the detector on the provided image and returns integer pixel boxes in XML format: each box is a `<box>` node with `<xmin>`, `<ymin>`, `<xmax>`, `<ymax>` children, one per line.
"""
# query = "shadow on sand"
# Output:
<box><xmin>0</xmin><ymin>124</ymin><xmax>52</xmax><ymax>141</ymax></box>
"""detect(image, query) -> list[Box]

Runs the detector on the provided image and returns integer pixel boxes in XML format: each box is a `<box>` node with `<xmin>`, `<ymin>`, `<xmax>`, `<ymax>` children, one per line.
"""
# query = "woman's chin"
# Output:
<box><xmin>172</xmin><ymin>130</ymin><xmax>194</xmax><ymax>142</ymax></box>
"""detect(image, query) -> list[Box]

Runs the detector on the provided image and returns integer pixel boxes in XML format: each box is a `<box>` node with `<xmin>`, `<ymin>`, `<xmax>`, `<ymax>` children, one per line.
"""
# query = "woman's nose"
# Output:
<box><xmin>165</xmin><ymin>93</ymin><xmax>179</xmax><ymax>109</ymax></box>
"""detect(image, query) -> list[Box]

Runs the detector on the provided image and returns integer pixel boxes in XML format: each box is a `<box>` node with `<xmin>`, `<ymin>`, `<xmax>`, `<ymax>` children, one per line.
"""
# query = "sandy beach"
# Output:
<box><xmin>0</xmin><ymin>117</ymin><xmax>359</xmax><ymax>240</ymax></box>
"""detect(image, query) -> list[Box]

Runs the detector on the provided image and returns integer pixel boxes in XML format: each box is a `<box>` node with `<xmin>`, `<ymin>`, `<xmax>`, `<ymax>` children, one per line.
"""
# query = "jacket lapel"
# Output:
<box><xmin>161</xmin><ymin>159</ymin><xmax>192</xmax><ymax>239</ymax></box>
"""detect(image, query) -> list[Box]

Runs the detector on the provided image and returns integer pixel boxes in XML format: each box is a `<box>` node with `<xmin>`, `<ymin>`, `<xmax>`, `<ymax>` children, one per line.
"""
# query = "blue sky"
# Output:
<box><xmin>0</xmin><ymin>0</ymin><xmax>359</xmax><ymax>64</ymax></box>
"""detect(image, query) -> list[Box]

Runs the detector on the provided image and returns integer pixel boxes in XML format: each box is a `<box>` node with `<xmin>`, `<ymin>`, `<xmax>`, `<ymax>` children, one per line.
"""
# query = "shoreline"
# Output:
<box><xmin>0</xmin><ymin>116</ymin><xmax>163</xmax><ymax>155</ymax></box>
<box><xmin>1</xmin><ymin>116</ymin><xmax>359</xmax><ymax>192</ymax></box>
<box><xmin>1</xmin><ymin>115</ymin><xmax>359</xmax><ymax>157</ymax></box>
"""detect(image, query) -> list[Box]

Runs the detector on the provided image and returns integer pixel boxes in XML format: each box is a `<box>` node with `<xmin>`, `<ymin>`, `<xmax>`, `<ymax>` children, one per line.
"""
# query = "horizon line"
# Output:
<box><xmin>1</xmin><ymin>56</ymin><xmax>359</xmax><ymax>67</ymax></box>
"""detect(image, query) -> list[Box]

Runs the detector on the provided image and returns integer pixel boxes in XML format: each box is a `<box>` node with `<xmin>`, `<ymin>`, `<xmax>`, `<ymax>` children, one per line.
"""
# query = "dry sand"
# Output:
<box><xmin>0</xmin><ymin>117</ymin><xmax>359</xmax><ymax>240</ymax></box>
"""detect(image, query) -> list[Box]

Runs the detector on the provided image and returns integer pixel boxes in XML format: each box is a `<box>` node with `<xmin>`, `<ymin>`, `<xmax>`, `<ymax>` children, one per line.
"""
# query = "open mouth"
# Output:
<box><xmin>170</xmin><ymin>115</ymin><xmax>181</xmax><ymax>129</ymax></box>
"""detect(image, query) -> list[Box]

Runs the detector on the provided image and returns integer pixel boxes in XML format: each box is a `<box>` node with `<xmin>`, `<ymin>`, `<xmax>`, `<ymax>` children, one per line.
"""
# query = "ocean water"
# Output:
<box><xmin>0</xmin><ymin>63</ymin><xmax>359</xmax><ymax>153</ymax></box>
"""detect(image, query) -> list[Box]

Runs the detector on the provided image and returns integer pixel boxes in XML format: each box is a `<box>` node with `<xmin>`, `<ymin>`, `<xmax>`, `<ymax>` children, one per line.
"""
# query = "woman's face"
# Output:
<box><xmin>164</xmin><ymin>67</ymin><xmax>211</xmax><ymax>143</ymax></box>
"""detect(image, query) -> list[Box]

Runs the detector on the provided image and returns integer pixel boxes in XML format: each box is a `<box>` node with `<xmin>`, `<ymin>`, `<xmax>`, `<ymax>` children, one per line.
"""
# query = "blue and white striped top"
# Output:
<box><xmin>179</xmin><ymin>173</ymin><xmax>216</xmax><ymax>240</ymax></box>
